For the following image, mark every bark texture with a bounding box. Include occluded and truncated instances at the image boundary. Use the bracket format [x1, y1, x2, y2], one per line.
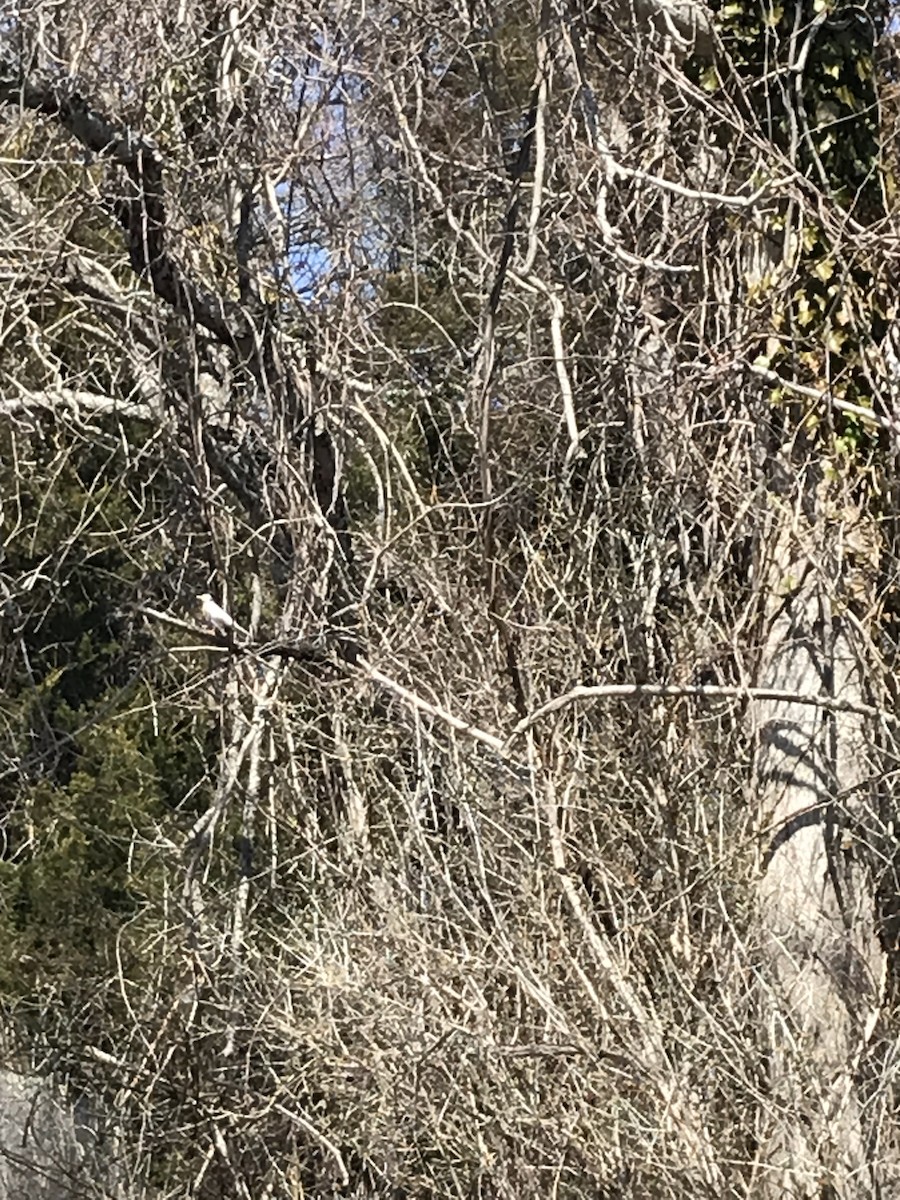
[755, 463, 886, 1195]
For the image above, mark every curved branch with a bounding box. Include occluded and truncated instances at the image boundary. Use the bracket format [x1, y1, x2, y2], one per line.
[504, 682, 894, 752]
[0, 76, 251, 352]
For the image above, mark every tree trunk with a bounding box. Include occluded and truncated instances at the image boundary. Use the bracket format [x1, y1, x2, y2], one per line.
[754, 459, 886, 1195]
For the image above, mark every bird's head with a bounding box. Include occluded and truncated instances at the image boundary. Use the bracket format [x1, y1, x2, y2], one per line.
[198, 592, 213, 604]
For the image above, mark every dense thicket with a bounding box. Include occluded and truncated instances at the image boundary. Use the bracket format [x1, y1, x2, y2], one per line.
[2, 0, 900, 1196]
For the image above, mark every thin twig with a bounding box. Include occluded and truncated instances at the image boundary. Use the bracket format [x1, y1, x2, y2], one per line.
[505, 682, 895, 752]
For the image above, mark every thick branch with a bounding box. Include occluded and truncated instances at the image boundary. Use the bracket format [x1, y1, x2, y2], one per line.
[2, 383, 154, 421]
[0, 77, 250, 352]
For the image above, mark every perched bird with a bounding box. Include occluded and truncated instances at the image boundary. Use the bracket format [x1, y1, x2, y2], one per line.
[198, 592, 250, 640]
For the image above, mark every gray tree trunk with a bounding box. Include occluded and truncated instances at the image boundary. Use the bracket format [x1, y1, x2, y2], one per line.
[0, 1069, 96, 1200]
[753, 464, 886, 1195]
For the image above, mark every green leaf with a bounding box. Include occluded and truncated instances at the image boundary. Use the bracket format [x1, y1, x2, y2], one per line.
[812, 259, 835, 283]
[699, 65, 720, 92]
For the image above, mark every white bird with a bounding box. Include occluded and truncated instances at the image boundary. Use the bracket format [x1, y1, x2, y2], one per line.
[198, 593, 250, 640]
